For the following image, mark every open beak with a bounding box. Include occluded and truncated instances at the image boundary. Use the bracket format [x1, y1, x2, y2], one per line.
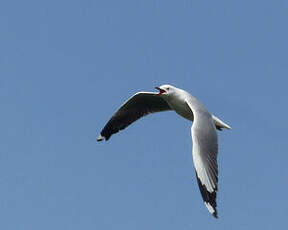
[155, 87, 166, 95]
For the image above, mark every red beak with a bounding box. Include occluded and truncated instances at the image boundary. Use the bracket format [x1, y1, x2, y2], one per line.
[155, 87, 166, 95]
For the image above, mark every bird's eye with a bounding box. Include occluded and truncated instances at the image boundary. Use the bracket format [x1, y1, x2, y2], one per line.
[167, 87, 170, 91]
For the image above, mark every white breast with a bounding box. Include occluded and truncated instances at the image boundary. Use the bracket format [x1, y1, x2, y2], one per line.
[167, 96, 194, 121]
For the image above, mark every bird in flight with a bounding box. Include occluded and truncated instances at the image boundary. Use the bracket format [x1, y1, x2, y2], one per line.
[97, 84, 231, 218]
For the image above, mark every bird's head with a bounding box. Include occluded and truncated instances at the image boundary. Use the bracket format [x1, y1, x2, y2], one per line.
[155, 84, 176, 96]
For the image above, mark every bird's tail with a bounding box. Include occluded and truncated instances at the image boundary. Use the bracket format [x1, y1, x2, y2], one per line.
[212, 115, 232, 130]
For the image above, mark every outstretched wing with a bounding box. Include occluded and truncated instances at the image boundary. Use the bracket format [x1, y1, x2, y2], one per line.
[186, 100, 219, 218]
[97, 92, 172, 141]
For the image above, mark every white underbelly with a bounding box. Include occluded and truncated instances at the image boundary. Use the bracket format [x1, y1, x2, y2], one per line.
[168, 100, 194, 121]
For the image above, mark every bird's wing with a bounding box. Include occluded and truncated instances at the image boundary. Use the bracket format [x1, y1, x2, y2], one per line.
[98, 92, 172, 141]
[185, 99, 219, 218]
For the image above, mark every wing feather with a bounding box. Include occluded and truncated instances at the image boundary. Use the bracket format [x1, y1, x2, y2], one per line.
[98, 92, 171, 141]
[185, 100, 219, 218]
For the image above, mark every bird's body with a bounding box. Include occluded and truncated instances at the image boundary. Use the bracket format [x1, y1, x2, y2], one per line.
[165, 90, 194, 120]
[97, 84, 231, 218]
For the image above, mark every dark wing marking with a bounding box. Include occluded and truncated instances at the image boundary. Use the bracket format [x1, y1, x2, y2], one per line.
[98, 92, 171, 141]
[196, 171, 218, 218]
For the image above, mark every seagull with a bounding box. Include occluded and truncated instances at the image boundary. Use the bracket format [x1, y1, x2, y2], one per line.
[97, 84, 231, 218]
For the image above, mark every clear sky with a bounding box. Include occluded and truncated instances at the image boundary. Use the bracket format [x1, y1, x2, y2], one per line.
[1, 0, 288, 229]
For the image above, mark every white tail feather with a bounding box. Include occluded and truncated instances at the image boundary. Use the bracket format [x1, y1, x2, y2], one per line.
[212, 115, 232, 130]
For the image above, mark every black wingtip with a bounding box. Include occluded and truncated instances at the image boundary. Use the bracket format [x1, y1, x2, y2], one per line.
[195, 171, 218, 219]
[213, 210, 218, 218]
[97, 134, 104, 142]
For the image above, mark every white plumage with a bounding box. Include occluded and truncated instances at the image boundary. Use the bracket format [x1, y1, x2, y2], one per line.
[97, 84, 231, 218]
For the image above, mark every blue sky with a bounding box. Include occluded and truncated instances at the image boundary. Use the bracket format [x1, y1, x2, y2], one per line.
[1, 0, 288, 229]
